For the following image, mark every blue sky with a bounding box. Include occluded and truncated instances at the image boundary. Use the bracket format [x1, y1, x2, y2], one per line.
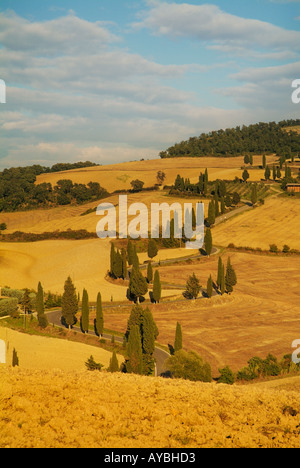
[0, 0, 299, 168]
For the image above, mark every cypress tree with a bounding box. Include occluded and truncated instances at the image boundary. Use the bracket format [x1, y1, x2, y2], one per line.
[147, 261, 153, 283]
[141, 307, 156, 374]
[121, 248, 127, 280]
[225, 258, 237, 294]
[207, 274, 213, 298]
[125, 305, 158, 375]
[220, 264, 225, 295]
[127, 240, 134, 266]
[110, 242, 116, 277]
[148, 239, 158, 259]
[62, 276, 78, 330]
[217, 257, 223, 289]
[95, 292, 104, 337]
[174, 322, 183, 352]
[129, 264, 148, 303]
[251, 185, 257, 205]
[108, 350, 119, 373]
[220, 196, 226, 214]
[81, 288, 89, 333]
[204, 228, 213, 256]
[126, 325, 143, 375]
[114, 249, 123, 279]
[208, 200, 215, 226]
[152, 270, 162, 304]
[265, 165, 271, 180]
[132, 244, 139, 269]
[214, 193, 219, 217]
[262, 154, 266, 169]
[36, 282, 48, 328]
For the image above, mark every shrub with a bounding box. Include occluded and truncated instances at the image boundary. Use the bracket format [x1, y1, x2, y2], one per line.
[85, 355, 104, 372]
[166, 350, 212, 382]
[269, 244, 278, 253]
[0, 297, 18, 317]
[218, 366, 235, 385]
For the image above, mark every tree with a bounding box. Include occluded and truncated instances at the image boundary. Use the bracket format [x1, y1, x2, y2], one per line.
[126, 324, 143, 375]
[110, 242, 116, 277]
[166, 350, 212, 382]
[265, 165, 271, 180]
[225, 258, 237, 294]
[148, 239, 158, 259]
[127, 240, 134, 266]
[36, 282, 48, 329]
[85, 355, 103, 372]
[242, 169, 249, 182]
[206, 275, 213, 298]
[81, 288, 89, 333]
[125, 304, 159, 375]
[147, 261, 153, 283]
[121, 248, 127, 280]
[207, 200, 215, 226]
[217, 257, 223, 289]
[204, 228, 213, 256]
[95, 292, 104, 337]
[262, 154, 266, 169]
[251, 184, 257, 205]
[184, 273, 201, 300]
[220, 264, 225, 295]
[130, 179, 144, 192]
[152, 270, 162, 304]
[128, 264, 148, 303]
[108, 350, 119, 373]
[174, 322, 183, 352]
[218, 366, 235, 385]
[232, 192, 240, 206]
[62, 276, 78, 330]
[156, 171, 166, 186]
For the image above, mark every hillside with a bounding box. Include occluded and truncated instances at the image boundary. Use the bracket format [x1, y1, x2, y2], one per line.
[159, 120, 300, 159]
[1, 366, 300, 448]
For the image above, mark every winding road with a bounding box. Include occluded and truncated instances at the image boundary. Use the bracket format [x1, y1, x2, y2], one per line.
[46, 309, 170, 376]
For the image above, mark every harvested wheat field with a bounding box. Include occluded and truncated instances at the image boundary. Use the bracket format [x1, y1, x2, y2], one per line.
[36, 156, 271, 191]
[0, 191, 210, 235]
[1, 367, 300, 448]
[213, 196, 300, 251]
[0, 238, 186, 301]
[102, 251, 300, 376]
[0, 327, 118, 371]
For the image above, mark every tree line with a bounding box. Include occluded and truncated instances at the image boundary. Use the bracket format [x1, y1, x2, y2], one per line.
[0, 163, 107, 212]
[159, 120, 300, 159]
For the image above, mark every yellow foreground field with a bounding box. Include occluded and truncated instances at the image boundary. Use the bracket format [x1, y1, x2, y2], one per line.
[1, 366, 300, 448]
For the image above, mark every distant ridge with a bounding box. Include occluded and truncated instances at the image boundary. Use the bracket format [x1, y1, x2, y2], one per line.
[159, 119, 300, 159]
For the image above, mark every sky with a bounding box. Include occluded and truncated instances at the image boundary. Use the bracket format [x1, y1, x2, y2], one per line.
[0, 0, 299, 169]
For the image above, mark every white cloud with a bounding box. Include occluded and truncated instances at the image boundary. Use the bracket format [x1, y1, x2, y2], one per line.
[133, 2, 300, 53]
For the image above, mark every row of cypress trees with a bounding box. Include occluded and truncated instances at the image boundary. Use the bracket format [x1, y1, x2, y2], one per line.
[206, 257, 237, 298]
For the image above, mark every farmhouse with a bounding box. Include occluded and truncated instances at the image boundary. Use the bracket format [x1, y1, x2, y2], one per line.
[286, 184, 300, 193]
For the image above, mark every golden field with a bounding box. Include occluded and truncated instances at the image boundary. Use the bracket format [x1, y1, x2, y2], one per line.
[36, 156, 274, 191]
[0, 327, 118, 372]
[1, 366, 300, 448]
[213, 196, 300, 251]
[101, 250, 300, 376]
